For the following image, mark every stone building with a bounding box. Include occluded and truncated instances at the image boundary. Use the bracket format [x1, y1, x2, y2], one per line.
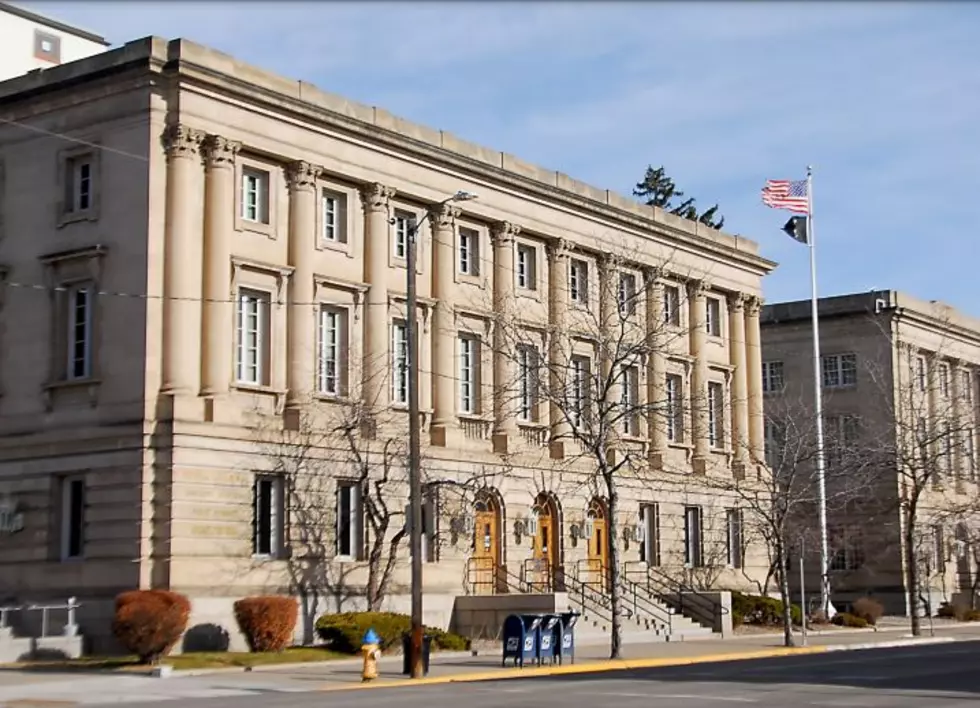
[0, 2, 108, 82]
[0, 36, 775, 650]
[762, 290, 980, 615]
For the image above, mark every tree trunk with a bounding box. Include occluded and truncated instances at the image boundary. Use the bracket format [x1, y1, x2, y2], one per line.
[606, 473, 623, 660]
[776, 541, 795, 648]
[904, 507, 921, 637]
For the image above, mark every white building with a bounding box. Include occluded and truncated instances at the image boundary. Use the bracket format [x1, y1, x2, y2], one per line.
[0, 2, 108, 81]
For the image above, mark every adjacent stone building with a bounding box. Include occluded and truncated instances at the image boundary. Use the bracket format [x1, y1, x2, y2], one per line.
[0, 2, 108, 82]
[0, 36, 776, 650]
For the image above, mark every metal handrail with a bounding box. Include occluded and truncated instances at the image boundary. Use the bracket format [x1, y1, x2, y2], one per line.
[622, 561, 729, 620]
[0, 597, 80, 637]
[560, 570, 613, 627]
[522, 557, 553, 593]
[570, 560, 673, 631]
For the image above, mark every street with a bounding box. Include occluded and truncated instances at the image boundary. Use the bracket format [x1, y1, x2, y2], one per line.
[27, 640, 977, 708]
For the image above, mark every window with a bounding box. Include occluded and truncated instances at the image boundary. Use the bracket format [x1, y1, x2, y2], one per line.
[66, 157, 93, 213]
[60, 476, 85, 561]
[393, 211, 416, 260]
[943, 420, 953, 471]
[34, 29, 61, 63]
[939, 363, 950, 397]
[830, 526, 864, 571]
[821, 353, 857, 388]
[764, 419, 784, 469]
[458, 228, 479, 276]
[391, 320, 409, 405]
[253, 475, 284, 557]
[569, 259, 588, 305]
[666, 373, 684, 443]
[458, 335, 480, 414]
[663, 285, 681, 326]
[336, 481, 363, 559]
[963, 370, 974, 404]
[618, 273, 637, 316]
[241, 168, 270, 223]
[726, 508, 744, 569]
[318, 307, 347, 396]
[684, 506, 703, 567]
[762, 361, 784, 393]
[965, 429, 975, 479]
[235, 289, 271, 386]
[321, 190, 346, 243]
[516, 244, 537, 290]
[66, 285, 93, 380]
[933, 525, 945, 574]
[639, 503, 661, 567]
[916, 417, 928, 466]
[620, 365, 640, 436]
[708, 381, 725, 449]
[421, 486, 438, 563]
[706, 297, 722, 337]
[517, 345, 539, 421]
[570, 355, 591, 428]
[917, 356, 927, 392]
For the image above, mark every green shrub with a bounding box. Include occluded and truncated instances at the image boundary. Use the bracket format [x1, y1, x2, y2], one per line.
[832, 612, 869, 628]
[315, 612, 470, 654]
[851, 597, 884, 626]
[111, 590, 191, 664]
[964, 609, 980, 622]
[234, 596, 298, 652]
[731, 592, 802, 627]
[937, 602, 958, 619]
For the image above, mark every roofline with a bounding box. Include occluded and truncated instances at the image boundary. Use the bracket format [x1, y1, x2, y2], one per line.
[0, 2, 110, 46]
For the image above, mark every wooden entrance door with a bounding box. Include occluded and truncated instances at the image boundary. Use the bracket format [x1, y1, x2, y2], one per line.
[532, 495, 559, 591]
[587, 499, 609, 592]
[472, 493, 500, 594]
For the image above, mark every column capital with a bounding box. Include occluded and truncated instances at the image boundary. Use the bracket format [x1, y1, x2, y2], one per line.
[744, 295, 763, 316]
[729, 292, 747, 312]
[642, 265, 665, 285]
[428, 203, 461, 230]
[686, 278, 710, 298]
[162, 124, 205, 162]
[202, 134, 241, 168]
[286, 160, 320, 191]
[359, 182, 396, 213]
[490, 221, 521, 245]
[546, 237, 572, 262]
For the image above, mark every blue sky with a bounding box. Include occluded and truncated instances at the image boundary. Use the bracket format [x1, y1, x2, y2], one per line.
[21, 1, 980, 311]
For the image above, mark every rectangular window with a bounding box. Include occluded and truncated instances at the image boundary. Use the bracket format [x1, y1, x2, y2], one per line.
[963, 370, 973, 404]
[966, 429, 976, 479]
[666, 373, 684, 443]
[517, 344, 539, 421]
[943, 420, 953, 471]
[516, 244, 537, 290]
[933, 525, 945, 574]
[321, 190, 347, 243]
[458, 335, 480, 414]
[422, 486, 438, 563]
[391, 320, 409, 405]
[917, 356, 927, 392]
[34, 29, 61, 63]
[708, 381, 725, 449]
[336, 481, 362, 559]
[764, 419, 783, 469]
[253, 475, 284, 557]
[67, 284, 93, 380]
[569, 259, 588, 305]
[618, 273, 637, 316]
[706, 297, 722, 337]
[60, 476, 85, 561]
[639, 503, 661, 567]
[318, 307, 346, 396]
[241, 168, 270, 223]
[830, 526, 864, 571]
[393, 211, 416, 260]
[684, 506, 703, 567]
[762, 361, 784, 393]
[663, 285, 681, 326]
[917, 417, 928, 467]
[726, 508, 744, 569]
[939, 363, 950, 397]
[236, 289, 271, 386]
[570, 355, 591, 428]
[621, 365, 640, 436]
[67, 157, 92, 213]
[458, 228, 479, 276]
[821, 353, 857, 388]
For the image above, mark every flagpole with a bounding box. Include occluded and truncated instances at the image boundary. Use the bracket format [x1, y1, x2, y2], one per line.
[806, 165, 834, 618]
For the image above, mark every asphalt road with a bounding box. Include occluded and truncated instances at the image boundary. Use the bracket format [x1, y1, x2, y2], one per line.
[106, 640, 980, 708]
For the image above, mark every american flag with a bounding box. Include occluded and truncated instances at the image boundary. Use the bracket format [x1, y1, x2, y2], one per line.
[761, 179, 809, 214]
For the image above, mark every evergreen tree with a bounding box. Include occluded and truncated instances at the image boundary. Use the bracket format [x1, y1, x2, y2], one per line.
[632, 164, 725, 230]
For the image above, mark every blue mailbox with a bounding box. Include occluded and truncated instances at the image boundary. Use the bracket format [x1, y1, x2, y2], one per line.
[558, 611, 580, 665]
[537, 614, 561, 665]
[502, 614, 542, 667]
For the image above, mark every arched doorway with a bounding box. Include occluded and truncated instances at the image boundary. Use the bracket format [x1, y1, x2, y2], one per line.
[531, 492, 560, 592]
[472, 489, 503, 594]
[587, 498, 610, 592]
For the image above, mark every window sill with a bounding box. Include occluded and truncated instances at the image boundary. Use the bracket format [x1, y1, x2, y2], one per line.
[251, 553, 287, 562]
[320, 238, 354, 258]
[57, 208, 99, 229]
[667, 441, 692, 451]
[45, 377, 101, 391]
[233, 383, 283, 396]
[42, 377, 101, 411]
[823, 384, 858, 391]
[240, 219, 275, 239]
[315, 391, 351, 403]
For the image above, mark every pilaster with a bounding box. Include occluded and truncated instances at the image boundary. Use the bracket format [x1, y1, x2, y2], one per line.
[728, 293, 749, 478]
[547, 238, 572, 459]
[491, 221, 520, 454]
[744, 296, 765, 467]
[644, 267, 667, 468]
[687, 278, 710, 474]
[429, 202, 462, 448]
[599, 253, 621, 457]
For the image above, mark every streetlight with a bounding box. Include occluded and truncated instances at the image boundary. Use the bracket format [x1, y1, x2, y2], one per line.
[405, 189, 478, 679]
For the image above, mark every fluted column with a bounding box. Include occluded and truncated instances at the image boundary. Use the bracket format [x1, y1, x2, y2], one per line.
[284, 161, 321, 409]
[429, 203, 461, 448]
[645, 267, 667, 468]
[745, 296, 765, 466]
[161, 124, 205, 395]
[360, 183, 396, 419]
[729, 293, 749, 474]
[200, 135, 241, 397]
[491, 221, 520, 454]
[687, 279, 710, 473]
[548, 238, 572, 459]
[599, 254, 621, 457]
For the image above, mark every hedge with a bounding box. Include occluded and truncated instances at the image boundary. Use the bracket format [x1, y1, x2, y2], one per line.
[111, 590, 191, 664]
[731, 591, 802, 628]
[234, 596, 299, 652]
[315, 612, 470, 654]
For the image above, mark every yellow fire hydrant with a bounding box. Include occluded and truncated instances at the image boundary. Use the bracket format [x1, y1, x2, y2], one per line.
[361, 629, 382, 682]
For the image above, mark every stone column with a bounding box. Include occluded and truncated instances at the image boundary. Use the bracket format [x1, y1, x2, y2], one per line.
[927, 353, 942, 487]
[200, 135, 241, 398]
[687, 279, 710, 473]
[284, 161, 321, 410]
[491, 221, 520, 454]
[161, 124, 205, 395]
[951, 359, 965, 483]
[360, 183, 396, 421]
[644, 267, 667, 468]
[728, 293, 750, 476]
[429, 202, 461, 448]
[547, 238, 571, 459]
[744, 296, 765, 466]
[599, 254, 621, 456]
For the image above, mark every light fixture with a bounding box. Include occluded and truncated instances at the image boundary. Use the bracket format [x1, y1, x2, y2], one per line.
[450, 190, 478, 202]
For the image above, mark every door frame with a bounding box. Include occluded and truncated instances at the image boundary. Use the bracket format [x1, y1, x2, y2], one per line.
[587, 497, 610, 591]
[472, 488, 504, 594]
[531, 492, 562, 591]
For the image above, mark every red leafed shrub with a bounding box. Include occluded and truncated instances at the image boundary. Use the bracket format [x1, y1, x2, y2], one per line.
[111, 590, 191, 664]
[233, 596, 298, 653]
